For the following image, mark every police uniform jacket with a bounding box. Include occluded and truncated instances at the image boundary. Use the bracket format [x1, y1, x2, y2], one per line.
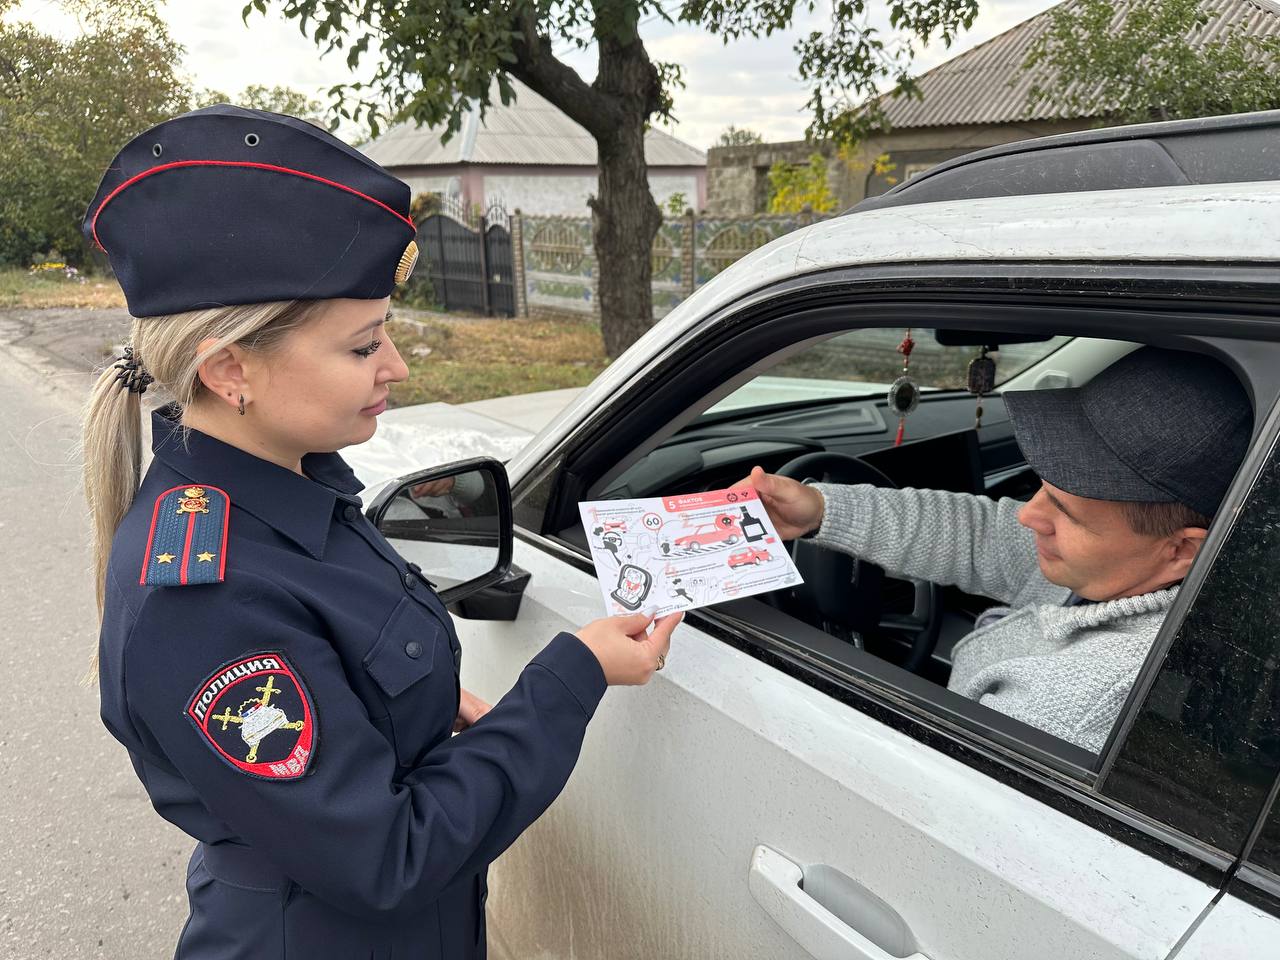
[98, 407, 607, 959]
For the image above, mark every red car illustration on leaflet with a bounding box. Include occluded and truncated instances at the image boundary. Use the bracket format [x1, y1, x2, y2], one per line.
[673, 513, 741, 552]
[727, 547, 770, 568]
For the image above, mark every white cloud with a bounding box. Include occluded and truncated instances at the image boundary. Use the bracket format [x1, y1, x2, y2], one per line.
[8, 0, 1059, 150]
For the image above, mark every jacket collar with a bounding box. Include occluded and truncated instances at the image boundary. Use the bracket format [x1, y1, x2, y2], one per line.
[150, 405, 363, 559]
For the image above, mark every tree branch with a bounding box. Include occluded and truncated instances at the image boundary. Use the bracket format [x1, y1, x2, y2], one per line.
[509, 8, 622, 137]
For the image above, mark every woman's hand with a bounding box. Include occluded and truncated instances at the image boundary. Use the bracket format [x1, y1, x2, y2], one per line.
[411, 477, 457, 499]
[453, 687, 492, 733]
[734, 465, 825, 540]
[576, 611, 682, 686]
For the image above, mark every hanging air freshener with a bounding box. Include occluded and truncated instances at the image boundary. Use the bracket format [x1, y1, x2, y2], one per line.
[968, 345, 997, 429]
[887, 328, 920, 446]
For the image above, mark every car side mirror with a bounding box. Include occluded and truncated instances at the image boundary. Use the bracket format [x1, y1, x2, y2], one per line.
[365, 457, 513, 607]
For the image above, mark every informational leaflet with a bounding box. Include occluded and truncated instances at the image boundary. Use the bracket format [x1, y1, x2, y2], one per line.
[577, 486, 804, 616]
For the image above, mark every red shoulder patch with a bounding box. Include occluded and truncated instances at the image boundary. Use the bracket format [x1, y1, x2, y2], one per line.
[186, 652, 317, 780]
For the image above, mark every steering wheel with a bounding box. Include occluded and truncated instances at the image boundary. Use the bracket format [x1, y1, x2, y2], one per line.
[768, 452, 943, 673]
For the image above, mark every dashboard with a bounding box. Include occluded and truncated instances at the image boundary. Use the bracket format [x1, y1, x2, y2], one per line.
[598, 391, 1034, 502]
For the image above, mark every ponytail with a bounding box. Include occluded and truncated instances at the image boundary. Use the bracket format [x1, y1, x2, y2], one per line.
[83, 326, 146, 620]
[81, 299, 326, 678]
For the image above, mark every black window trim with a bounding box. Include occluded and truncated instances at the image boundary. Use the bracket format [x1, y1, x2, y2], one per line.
[510, 261, 1280, 882]
[1231, 865, 1280, 919]
[1097, 394, 1280, 772]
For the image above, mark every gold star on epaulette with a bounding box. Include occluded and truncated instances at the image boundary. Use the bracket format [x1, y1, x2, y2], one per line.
[196, 552, 215, 563]
[156, 553, 176, 564]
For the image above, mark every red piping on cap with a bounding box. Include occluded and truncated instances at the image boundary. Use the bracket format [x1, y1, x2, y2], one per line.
[91, 160, 416, 252]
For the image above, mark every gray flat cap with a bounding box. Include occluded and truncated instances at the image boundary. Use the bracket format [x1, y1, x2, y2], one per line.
[1003, 347, 1252, 519]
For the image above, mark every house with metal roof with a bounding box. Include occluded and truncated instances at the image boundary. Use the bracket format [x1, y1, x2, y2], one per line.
[706, 0, 1280, 213]
[361, 79, 707, 217]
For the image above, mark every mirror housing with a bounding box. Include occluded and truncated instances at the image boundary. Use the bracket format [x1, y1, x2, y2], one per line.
[365, 457, 514, 608]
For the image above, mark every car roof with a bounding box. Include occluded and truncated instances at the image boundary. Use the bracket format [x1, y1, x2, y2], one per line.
[853, 109, 1280, 213]
[652, 181, 1280, 353]
[508, 180, 1280, 484]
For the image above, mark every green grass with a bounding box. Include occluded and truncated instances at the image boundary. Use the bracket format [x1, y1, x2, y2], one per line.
[0, 266, 126, 309]
[387, 313, 610, 406]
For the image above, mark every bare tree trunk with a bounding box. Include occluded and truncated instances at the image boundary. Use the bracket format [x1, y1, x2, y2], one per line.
[512, 8, 663, 357]
[590, 30, 662, 357]
[591, 119, 661, 356]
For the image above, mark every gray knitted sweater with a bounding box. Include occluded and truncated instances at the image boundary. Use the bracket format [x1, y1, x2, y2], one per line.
[809, 484, 1176, 753]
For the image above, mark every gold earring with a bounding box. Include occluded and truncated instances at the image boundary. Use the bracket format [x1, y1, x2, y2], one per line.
[238, 394, 246, 416]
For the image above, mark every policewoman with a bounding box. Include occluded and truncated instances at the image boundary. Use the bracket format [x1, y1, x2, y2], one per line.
[83, 104, 680, 959]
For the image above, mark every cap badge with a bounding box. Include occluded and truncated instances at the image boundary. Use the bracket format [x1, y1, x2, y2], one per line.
[394, 239, 419, 284]
[176, 486, 211, 515]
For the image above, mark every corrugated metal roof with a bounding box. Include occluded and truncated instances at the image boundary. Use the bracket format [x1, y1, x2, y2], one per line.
[876, 0, 1280, 129]
[361, 78, 706, 168]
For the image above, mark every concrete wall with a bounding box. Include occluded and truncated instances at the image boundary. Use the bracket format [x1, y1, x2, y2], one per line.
[390, 163, 706, 217]
[705, 141, 820, 216]
[706, 119, 1095, 215]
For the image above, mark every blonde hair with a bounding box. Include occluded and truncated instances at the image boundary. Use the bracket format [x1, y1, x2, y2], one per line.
[82, 299, 326, 648]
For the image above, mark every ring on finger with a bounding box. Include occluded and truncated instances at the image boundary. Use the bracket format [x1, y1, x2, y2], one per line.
[656, 653, 666, 671]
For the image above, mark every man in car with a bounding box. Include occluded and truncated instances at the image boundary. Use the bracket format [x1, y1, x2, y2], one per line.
[742, 347, 1252, 753]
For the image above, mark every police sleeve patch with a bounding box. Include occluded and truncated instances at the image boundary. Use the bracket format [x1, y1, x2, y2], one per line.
[140, 484, 230, 587]
[186, 652, 317, 780]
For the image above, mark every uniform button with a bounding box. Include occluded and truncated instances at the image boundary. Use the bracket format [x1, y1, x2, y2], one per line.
[403, 572, 417, 589]
[343, 505, 359, 523]
[404, 641, 423, 659]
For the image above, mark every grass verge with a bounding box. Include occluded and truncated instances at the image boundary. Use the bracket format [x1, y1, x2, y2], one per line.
[0, 267, 127, 309]
[388, 312, 610, 406]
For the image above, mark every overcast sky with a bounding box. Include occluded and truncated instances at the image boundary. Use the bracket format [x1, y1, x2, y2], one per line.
[13, 0, 1058, 149]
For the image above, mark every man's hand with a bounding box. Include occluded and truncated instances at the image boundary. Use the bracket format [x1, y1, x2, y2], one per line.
[453, 687, 492, 733]
[733, 465, 825, 541]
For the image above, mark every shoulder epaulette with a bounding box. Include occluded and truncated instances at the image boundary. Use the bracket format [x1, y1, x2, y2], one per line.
[139, 485, 230, 587]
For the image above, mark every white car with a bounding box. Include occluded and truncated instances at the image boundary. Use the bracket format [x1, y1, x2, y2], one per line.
[362, 111, 1280, 960]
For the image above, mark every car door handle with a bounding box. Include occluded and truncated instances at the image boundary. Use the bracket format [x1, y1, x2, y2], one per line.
[748, 845, 929, 960]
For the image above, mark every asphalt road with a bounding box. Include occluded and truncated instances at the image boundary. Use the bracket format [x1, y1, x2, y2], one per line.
[0, 314, 191, 959]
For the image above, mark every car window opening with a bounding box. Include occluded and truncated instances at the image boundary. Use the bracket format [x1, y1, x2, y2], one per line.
[580, 328, 1257, 769]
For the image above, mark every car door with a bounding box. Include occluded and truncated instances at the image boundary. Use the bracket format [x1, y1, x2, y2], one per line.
[452, 275, 1280, 960]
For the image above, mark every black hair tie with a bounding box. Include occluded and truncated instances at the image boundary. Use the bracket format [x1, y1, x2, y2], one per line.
[113, 346, 155, 395]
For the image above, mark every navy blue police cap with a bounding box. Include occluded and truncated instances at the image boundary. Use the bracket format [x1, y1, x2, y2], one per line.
[82, 104, 419, 318]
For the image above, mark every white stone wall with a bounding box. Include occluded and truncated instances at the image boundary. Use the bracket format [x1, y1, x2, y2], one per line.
[649, 175, 702, 213]
[399, 174, 459, 200]
[483, 173, 701, 216]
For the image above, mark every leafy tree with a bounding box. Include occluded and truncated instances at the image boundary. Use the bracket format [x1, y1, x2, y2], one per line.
[0, 1, 190, 266]
[245, 0, 979, 356]
[197, 83, 327, 123]
[716, 124, 763, 147]
[767, 153, 837, 214]
[1025, 0, 1280, 124]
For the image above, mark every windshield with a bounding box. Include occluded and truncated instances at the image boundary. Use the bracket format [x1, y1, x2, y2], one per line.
[703, 329, 1071, 416]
